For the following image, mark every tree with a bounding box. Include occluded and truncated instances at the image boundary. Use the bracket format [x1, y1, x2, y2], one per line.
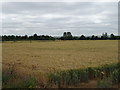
[102, 32, 108, 40]
[94, 36, 99, 40]
[79, 35, 86, 40]
[63, 32, 67, 37]
[33, 34, 38, 40]
[66, 32, 73, 40]
[91, 35, 95, 40]
[86, 37, 90, 40]
[73, 36, 79, 40]
[110, 34, 115, 40]
[67, 32, 72, 37]
[21, 35, 28, 40]
[62, 32, 73, 40]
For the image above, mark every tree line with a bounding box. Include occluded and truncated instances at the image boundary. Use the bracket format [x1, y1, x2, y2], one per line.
[60, 32, 120, 40]
[1, 32, 120, 41]
[1, 34, 55, 41]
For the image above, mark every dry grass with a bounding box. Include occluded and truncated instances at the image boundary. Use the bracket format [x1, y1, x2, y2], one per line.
[2, 40, 118, 74]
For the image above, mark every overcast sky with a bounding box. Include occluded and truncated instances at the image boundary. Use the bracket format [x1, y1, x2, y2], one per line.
[1, 2, 118, 36]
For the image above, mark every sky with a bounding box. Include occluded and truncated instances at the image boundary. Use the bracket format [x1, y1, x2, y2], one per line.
[1, 2, 118, 36]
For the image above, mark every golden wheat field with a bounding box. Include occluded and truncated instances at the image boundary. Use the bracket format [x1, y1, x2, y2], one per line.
[2, 40, 118, 74]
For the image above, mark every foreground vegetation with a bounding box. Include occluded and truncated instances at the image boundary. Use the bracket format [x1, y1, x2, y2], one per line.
[47, 63, 120, 88]
[2, 40, 119, 88]
[2, 63, 120, 88]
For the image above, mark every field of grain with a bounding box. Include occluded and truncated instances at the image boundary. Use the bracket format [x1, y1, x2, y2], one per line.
[2, 40, 118, 74]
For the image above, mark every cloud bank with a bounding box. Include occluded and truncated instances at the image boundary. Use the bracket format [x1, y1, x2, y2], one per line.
[2, 2, 118, 36]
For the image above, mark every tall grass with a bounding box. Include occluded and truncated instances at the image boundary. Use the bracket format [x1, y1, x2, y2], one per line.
[2, 63, 38, 88]
[2, 63, 120, 88]
[48, 63, 120, 87]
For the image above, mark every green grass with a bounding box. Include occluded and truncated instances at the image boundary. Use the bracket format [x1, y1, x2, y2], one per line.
[2, 63, 120, 88]
[47, 63, 120, 87]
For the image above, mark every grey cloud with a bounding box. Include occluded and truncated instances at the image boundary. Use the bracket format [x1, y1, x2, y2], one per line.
[1, 2, 118, 36]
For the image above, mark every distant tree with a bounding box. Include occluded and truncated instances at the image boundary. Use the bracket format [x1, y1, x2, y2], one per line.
[24, 35, 28, 40]
[0, 36, 2, 42]
[67, 32, 73, 40]
[7, 35, 15, 41]
[79, 35, 86, 40]
[33, 34, 38, 40]
[102, 32, 108, 40]
[100, 36, 104, 40]
[61, 32, 66, 40]
[62, 32, 73, 40]
[29, 36, 34, 40]
[110, 34, 115, 40]
[2, 32, 120, 41]
[86, 37, 90, 40]
[104, 32, 108, 37]
[94, 36, 99, 40]
[67, 32, 72, 37]
[21, 35, 28, 40]
[16, 35, 21, 41]
[91, 35, 95, 40]
[63, 32, 67, 37]
[73, 36, 79, 40]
